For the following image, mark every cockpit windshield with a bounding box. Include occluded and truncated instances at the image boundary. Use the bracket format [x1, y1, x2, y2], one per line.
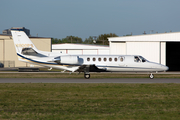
[134, 56, 148, 62]
[139, 56, 148, 62]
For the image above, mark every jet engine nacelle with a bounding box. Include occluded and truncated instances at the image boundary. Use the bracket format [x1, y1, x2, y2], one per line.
[53, 55, 79, 65]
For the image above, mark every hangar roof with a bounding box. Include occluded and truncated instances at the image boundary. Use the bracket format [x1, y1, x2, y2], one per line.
[52, 43, 109, 50]
[108, 32, 180, 42]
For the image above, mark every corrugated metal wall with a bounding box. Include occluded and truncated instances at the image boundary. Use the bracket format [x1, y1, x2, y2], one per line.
[52, 49, 109, 55]
[110, 42, 126, 55]
[126, 42, 160, 63]
[0, 35, 51, 67]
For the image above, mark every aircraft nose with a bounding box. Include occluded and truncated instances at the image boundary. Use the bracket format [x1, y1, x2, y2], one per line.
[161, 65, 169, 71]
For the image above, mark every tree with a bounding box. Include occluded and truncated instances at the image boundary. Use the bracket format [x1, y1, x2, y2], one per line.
[52, 36, 83, 44]
[96, 33, 118, 45]
[52, 33, 118, 45]
[65, 36, 83, 43]
[83, 36, 94, 44]
[51, 38, 61, 44]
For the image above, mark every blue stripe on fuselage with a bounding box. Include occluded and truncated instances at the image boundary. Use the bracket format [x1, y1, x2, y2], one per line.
[17, 53, 57, 65]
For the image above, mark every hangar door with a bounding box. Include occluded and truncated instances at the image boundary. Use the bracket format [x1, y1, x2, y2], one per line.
[166, 42, 180, 71]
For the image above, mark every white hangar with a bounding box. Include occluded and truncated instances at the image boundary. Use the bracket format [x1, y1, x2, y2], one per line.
[108, 32, 180, 71]
[52, 43, 109, 55]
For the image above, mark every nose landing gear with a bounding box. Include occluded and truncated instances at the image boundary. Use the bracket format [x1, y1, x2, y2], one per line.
[149, 73, 154, 79]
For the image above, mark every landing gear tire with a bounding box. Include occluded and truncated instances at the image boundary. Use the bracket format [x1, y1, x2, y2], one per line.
[84, 74, 90, 79]
[149, 73, 154, 79]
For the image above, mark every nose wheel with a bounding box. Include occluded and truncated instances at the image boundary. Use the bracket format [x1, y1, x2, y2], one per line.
[149, 73, 154, 79]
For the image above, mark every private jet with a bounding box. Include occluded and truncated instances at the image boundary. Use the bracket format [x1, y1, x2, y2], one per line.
[11, 29, 168, 79]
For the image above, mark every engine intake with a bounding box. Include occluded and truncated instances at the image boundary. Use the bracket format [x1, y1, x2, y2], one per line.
[53, 55, 79, 65]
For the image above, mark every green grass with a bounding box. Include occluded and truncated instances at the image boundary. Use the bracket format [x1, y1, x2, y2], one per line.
[0, 83, 180, 119]
[1, 72, 180, 78]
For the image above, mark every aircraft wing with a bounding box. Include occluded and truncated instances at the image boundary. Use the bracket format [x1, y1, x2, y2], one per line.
[76, 64, 107, 73]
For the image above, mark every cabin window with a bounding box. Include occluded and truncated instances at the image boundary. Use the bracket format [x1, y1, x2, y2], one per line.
[87, 57, 90, 61]
[114, 58, 117, 61]
[104, 58, 107, 62]
[134, 56, 140, 62]
[120, 57, 124, 62]
[93, 58, 96, 61]
[109, 58, 112, 62]
[98, 58, 101, 61]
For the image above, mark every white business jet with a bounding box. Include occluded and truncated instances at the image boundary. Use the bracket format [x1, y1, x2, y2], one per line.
[11, 29, 168, 79]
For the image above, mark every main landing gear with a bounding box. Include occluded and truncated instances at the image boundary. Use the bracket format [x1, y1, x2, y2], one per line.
[84, 65, 90, 79]
[149, 73, 154, 79]
[84, 74, 90, 79]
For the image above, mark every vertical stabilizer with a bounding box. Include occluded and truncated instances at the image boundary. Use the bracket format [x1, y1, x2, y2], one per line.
[11, 29, 39, 55]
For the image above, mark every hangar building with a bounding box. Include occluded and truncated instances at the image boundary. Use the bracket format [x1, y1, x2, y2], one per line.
[52, 43, 109, 55]
[0, 34, 51, 67]
[108, 32, 180, 71]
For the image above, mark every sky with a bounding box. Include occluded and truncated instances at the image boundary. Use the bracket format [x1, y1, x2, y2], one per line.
[1, 0, 180, 40]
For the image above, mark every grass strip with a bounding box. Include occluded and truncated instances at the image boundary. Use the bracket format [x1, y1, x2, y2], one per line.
[0, 83, 179, 119]
[0, 73, 180, 78]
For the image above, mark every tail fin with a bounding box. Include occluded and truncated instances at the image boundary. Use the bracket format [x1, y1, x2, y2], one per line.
[11, 29, 39, 54]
